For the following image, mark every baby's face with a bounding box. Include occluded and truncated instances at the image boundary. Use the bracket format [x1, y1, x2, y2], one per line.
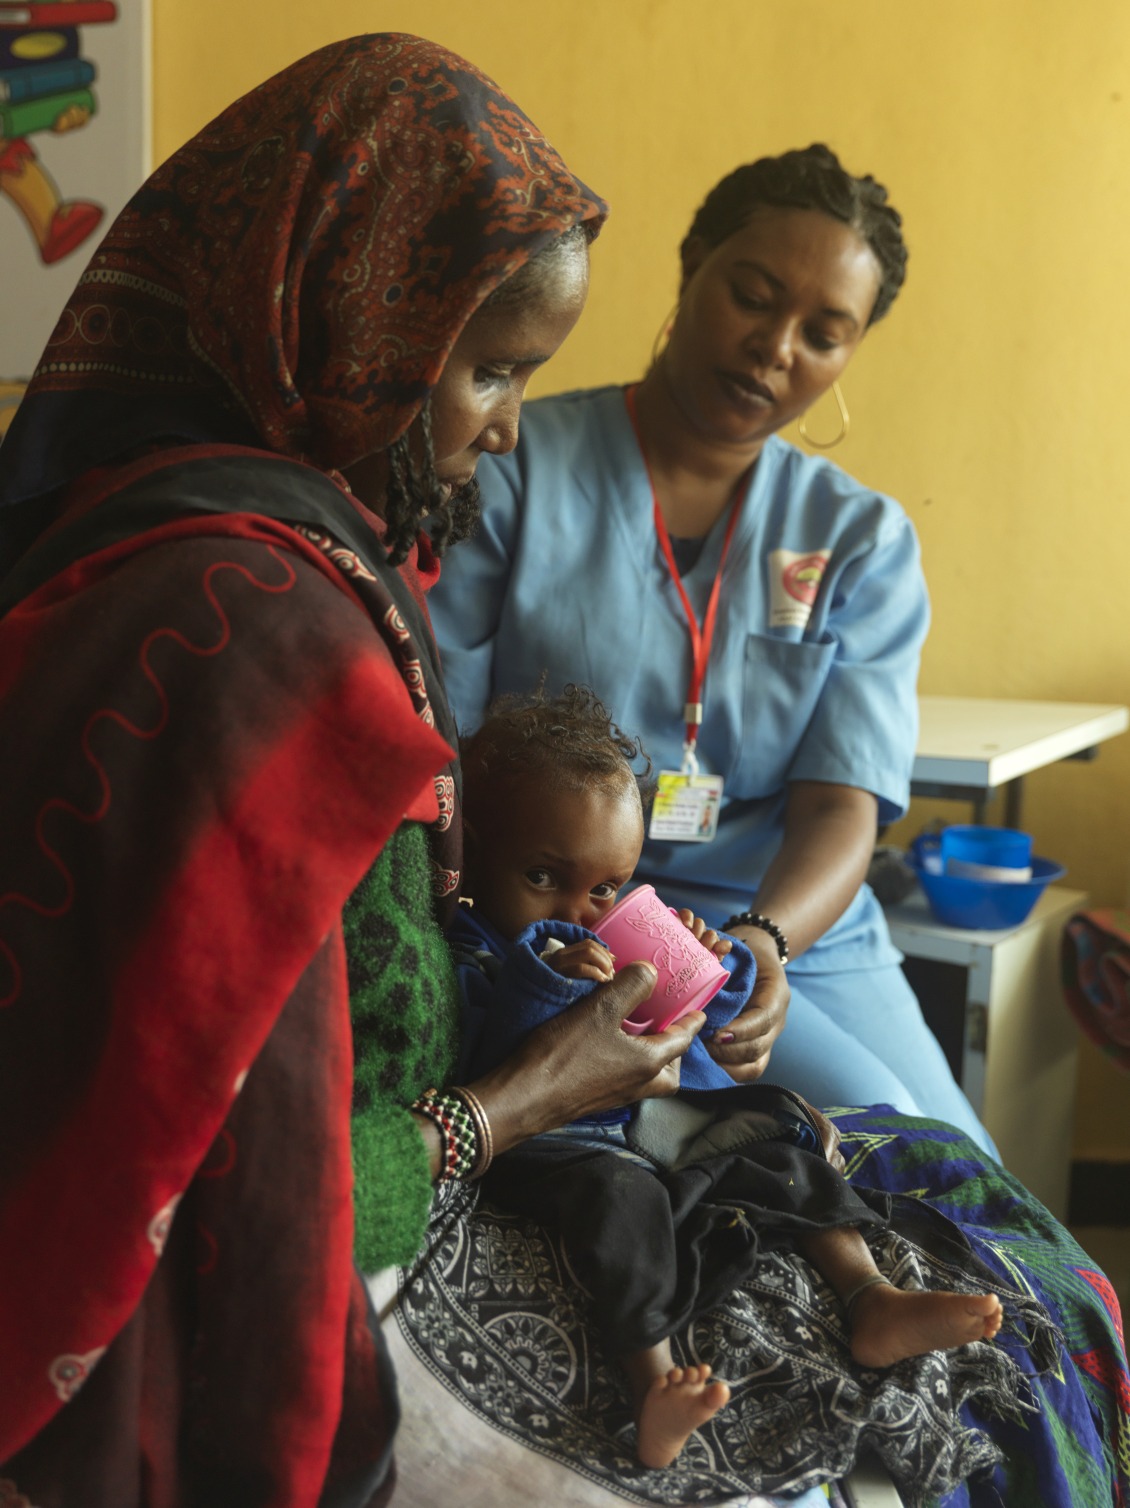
[468, 776, 644, 939]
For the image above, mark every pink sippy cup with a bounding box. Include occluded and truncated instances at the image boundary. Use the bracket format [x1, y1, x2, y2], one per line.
[593, 884, 728, 1035]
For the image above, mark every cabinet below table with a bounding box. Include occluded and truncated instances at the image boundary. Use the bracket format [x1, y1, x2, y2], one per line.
[885, 885, 1087, 1219]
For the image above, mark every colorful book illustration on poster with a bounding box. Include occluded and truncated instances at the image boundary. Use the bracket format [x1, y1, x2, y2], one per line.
[0, 83, 94, 135]
[0, 0, 118, 265]
[0, 3, 116, 26]
[0, 26, 80, 67]
[0, 54, 94, 100]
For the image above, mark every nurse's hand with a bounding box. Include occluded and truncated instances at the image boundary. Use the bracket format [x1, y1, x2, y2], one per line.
[703, 925, 789, 1081]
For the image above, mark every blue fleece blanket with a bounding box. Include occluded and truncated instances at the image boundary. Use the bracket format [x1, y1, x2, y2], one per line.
[448, 905, 756, 1090]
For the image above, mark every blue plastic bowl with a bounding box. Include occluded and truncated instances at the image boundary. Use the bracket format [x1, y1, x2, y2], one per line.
[939, 823, 1032, 875]
[909, 834, 1065, 929]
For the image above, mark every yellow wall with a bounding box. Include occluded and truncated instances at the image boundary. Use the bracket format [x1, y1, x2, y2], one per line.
[152, 0, 1130, 1156]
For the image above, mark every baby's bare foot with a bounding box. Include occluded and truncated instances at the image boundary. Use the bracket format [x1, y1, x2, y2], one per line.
[850, 1284, 1003, 1369]
[636, 1364, 731, 1469]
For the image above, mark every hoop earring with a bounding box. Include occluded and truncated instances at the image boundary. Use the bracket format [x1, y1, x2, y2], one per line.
[649, 302, 679, 369]
[798, 381, 850, 450]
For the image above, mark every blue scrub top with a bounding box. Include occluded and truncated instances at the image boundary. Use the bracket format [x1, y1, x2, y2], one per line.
[430, 386, 930, 975]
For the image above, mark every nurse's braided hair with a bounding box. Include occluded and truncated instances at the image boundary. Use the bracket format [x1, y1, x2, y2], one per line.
[682, 144, 907, 325]
[460, 683, 653, 822]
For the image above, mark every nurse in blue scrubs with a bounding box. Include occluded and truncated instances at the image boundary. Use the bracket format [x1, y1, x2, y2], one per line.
[430, 144, 993, 1153]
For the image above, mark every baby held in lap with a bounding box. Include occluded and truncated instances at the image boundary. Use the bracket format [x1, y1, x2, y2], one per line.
[451, 686, 1002, 1469]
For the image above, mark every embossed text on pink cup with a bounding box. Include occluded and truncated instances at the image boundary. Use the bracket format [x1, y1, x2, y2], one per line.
[593, 884, 728, 1035]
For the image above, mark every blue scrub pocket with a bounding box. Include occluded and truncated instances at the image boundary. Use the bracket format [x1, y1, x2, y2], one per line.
[729, 631, 836, 795]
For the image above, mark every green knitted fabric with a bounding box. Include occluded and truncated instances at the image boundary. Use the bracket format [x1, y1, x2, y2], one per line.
[342, 821, 459, 1272]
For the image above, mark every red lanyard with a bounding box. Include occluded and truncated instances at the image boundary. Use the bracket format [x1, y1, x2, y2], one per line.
[625, 385, 749, 758]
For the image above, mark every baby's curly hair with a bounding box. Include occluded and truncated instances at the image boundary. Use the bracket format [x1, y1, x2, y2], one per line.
[460, 683, 652, 825]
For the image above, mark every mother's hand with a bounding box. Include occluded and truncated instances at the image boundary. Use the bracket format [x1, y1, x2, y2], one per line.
[469, 963, 705, 1155]
[703, 925, 790, 1082]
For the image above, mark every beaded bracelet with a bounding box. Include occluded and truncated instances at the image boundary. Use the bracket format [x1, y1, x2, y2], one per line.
[452, 1085, 494, 1180]
[722, 910, 790, 964]
[410, 1087, 479, 1182]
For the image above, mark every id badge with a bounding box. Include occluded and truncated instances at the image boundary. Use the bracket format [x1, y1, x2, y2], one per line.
[648, 770, 724, 843]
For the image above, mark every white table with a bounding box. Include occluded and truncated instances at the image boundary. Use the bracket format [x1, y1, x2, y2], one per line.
[910, 697, 1128, 825]
[892, 698, 1127, 1216]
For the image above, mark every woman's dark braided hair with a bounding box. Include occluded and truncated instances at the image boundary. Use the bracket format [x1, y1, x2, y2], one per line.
[682, 144, 907, 325]
[382, 223, 595, 566]
[381, 401, 480, 567]
[460, 682, 653, 827]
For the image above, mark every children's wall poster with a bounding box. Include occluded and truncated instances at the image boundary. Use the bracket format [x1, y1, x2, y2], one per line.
[1, 0, 150, 437]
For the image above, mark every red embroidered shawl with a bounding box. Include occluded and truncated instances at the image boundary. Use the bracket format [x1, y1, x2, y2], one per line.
[0, 31, 605, 1505]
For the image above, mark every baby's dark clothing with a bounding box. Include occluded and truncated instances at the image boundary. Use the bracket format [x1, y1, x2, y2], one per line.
[486, 1111, 887, 1353]
[448, 906, 888, 1353]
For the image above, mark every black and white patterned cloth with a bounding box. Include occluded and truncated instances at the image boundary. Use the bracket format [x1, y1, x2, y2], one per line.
[374, 1182, 1031, 1508]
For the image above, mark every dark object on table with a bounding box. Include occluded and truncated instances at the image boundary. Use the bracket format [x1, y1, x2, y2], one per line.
[868, 844, 919, 906]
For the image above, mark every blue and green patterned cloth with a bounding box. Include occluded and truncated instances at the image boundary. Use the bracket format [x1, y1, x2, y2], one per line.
[834, 1106, 1129, 1508]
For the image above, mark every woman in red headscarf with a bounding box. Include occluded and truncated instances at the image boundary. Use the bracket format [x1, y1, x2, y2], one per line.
[0, 35, 703, 1506]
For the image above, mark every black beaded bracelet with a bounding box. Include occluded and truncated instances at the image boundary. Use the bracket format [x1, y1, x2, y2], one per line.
[411, 1087, 479, 1182]
[722, 910, 789, 964]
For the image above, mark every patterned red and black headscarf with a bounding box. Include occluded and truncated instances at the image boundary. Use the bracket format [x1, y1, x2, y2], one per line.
[0, 32, 606, 512]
